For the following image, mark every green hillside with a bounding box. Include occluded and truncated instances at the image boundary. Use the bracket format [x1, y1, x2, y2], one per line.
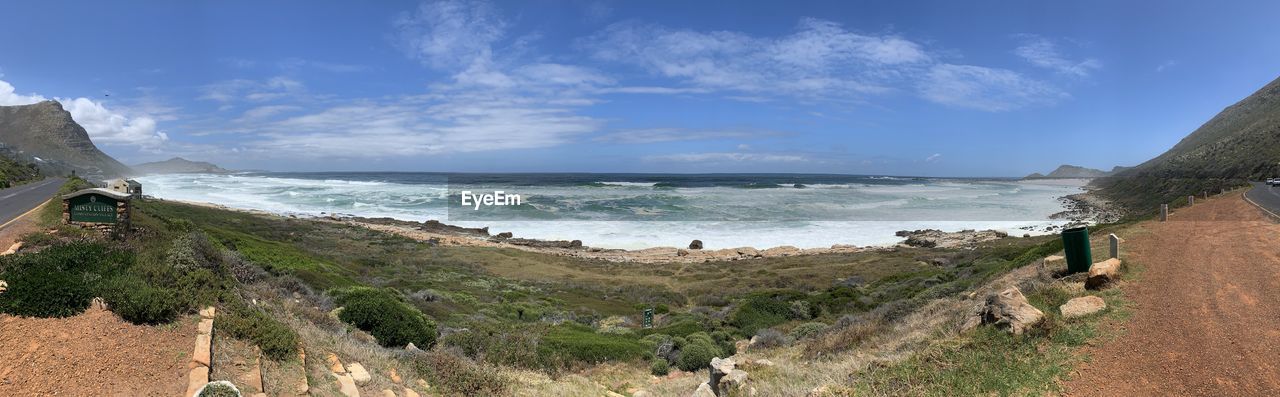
[0, 154, 41, 188]
[1095, 75, 1280, 215]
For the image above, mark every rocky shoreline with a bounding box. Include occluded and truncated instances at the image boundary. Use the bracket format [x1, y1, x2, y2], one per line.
[170, 198, 1079, 264]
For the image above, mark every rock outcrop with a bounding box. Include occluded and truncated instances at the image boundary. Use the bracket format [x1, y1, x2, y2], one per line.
[0, 100, 132, 180]
[1060, 296, 1107, 318]
[897, 229, 1008, 249]
[132, 157, 230, 175]
[978, 287, 1044, 335]
[1086, 258, 1122, 290]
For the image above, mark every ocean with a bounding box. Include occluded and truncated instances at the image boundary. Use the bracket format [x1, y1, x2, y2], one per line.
[133, 172, 1087, 250]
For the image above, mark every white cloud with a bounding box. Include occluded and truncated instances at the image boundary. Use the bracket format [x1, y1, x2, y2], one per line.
[1156, 60, 1177, 72]
[240, 92, 601, 158]
[201, 77, 306, 103]
[235, 105, 302, 122]
[394, 0, 508, 78]
[0, 79, 47, 105]
[0, 79, 167, 148]
[593, 128, 779, 144]
[644, 152, 807, 163]
[925, 153, 942, 162]
[1014, 35, 1101, 77]
[57, 97, 168, 147]
[919, 64, 1064, 111]
[582, 18, 927, 99]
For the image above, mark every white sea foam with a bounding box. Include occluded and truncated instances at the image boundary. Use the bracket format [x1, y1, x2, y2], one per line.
[134, 174, 1085, 250]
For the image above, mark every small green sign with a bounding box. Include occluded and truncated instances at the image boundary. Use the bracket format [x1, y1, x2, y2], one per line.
[643, 308, 654, 329]
[68, 193, 119, 223]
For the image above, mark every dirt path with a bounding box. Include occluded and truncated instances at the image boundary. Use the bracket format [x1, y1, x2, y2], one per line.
[0, 307, 193, 396]
[1064, 191, 1280, 396]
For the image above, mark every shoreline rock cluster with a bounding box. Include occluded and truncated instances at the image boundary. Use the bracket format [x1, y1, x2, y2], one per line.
[895, 229, 1008, 249]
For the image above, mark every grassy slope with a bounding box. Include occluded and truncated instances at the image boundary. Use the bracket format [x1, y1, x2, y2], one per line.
[1096, 75, 1280, 216]
[0, 154, 41, 188]
[8, 181, 1143, 395]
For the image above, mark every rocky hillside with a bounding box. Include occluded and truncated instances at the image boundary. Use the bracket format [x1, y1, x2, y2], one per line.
[0, 154, 40, 188]
[1025, 164, 1112, 179]
[0, 100, 131, 180]
[1094, 75, 1280, 215]
[133, 157, 229, 175]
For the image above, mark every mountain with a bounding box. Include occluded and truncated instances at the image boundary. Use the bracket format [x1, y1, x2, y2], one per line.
[133, 157, 230, 175]
[1095, 75, 1280, 215]
[0, 100, 131, 180]
[1026, 164, 1112, 179]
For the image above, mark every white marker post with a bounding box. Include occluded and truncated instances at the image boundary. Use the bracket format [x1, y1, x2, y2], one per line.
[1160, 204, 1168, 221]
[1188, 195, 1195, 206]
[1109, 233, 1120, 259]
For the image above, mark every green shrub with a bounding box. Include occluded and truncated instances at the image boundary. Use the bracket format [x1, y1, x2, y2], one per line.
[789, 322, 829, 341]
[650, 358, 670, 376]
[640, 319, 705, 337]
[412, 350, 510, 396]
[332, 287, 437, 349]
[442, 324, 559, 372]
[729, 295, 795, 336]
[541, 323, 653, 365]
[675, 332, 723, 371]
[198, 382, 239, 397]
[220, 299, 299, 360]
[709, 330, 738, 356]
[101, 276, 182, 325]
[752, 328, 788, 349]
[0, 242, 130, 318]
[0, 266, 94, 317]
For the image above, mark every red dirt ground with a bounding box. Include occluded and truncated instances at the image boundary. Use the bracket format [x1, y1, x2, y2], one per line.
[0, 307, 193, 396]
[1064, 191, 1280, 396]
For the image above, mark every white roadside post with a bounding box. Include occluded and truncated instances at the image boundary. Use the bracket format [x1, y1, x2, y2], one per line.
[1188, 195, 1195, 206]
[1160, 204, 1168, 221]
[1109, 234, 1120, 259]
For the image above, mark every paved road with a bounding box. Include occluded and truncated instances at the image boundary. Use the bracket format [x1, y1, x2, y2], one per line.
[1245, 182, 1280, 217]
[0, 178, 65, 230]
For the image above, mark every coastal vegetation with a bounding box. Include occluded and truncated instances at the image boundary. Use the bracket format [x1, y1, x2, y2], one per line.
[0, 154, 40, 188]
[0, 177, 1136, 395]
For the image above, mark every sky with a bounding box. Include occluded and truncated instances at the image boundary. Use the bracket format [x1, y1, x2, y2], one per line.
[1, 1, 1279, 177]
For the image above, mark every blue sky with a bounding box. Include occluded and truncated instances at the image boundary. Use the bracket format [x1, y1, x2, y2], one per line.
[1, 1, 1279, 176]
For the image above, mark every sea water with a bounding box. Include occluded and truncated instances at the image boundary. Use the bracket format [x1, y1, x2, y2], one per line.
[134, 172, 1086, 250]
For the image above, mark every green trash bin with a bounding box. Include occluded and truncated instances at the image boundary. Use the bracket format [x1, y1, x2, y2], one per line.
[1061, 226, 1092, 273]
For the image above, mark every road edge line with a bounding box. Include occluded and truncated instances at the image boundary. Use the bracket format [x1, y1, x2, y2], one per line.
[1242, 188, 1280, 221]
[0, 197, 53, 231]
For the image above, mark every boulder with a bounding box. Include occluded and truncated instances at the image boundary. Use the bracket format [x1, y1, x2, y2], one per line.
[327, 353, 346, 374]
[197, 318, 214, 335]
[677, 249, 690, 257]
[980, 287, 1044, 335]
[333, 373, 360, 397]
[404, 387, 420, 397]
[347, 362, 372, 385]
[1060, 296, 1107, 318]
[405, 342, 422, 352]
[381, 390, 396, 397]
[496, 232, 513, 239]
[717, 369, 750, 395]
[734, 339, 749, 353]
[185, 366, 211, 397]
[389, 367, 402, 384]
[190, 333, 212, 369]
[709, 357, 735, 393]
[1086, 258, 1122, 290]
[691, 382, 716, 397]
[199, 306, 216, 318]
[752, 359, 774, 367]
[689, 240, 704, 250]
[0, 280, 7, 294]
